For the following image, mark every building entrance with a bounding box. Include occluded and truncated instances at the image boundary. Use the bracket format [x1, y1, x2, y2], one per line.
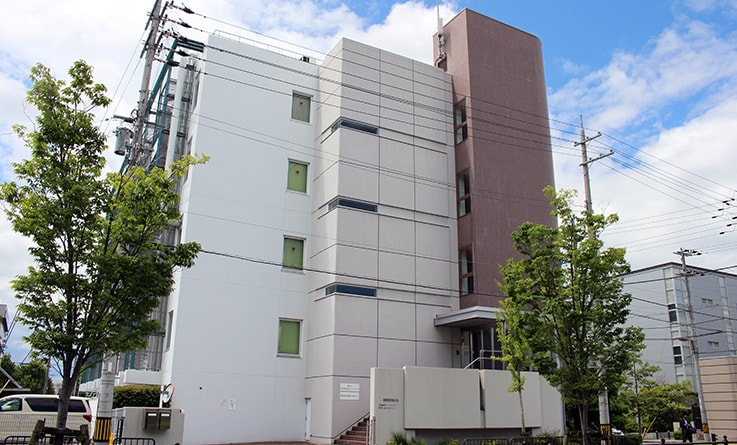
[462, 325, 504, 370]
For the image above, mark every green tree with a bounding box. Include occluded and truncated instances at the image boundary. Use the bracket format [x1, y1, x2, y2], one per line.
[498, 294, 540, 437]
[16, 359, 54, 394]
[611, 361, 696, 433]
[635, 381, 696, 433]
[0, 354, 54, 394]
[609, 360, 659, 433]
[0, 61, 204, 443]
[499, 187, 644, 445]
[0, 354, 19, 390]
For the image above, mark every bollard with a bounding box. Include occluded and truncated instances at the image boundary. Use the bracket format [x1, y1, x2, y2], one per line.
[661, 438, 666, 445]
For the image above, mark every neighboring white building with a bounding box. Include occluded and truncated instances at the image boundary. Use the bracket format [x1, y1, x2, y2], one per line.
[82, 8, 564, 445]
[623, 263, 737, 386]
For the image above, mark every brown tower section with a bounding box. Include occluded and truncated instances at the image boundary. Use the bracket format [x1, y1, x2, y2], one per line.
[436, 9, 556, 309]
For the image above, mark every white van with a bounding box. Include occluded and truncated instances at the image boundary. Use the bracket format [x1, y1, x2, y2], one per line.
[0, 394, 92, 439]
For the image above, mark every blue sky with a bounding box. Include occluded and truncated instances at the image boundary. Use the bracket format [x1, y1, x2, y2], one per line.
[1, 0, 736, 362]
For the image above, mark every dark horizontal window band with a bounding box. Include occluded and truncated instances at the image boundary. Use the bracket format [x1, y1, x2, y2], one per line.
[328, 197, 378, 213]
[325, 284, 377, 297]
[328, 117, 379, 135]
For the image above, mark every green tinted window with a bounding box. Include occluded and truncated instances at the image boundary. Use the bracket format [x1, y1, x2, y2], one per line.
[283, 238, 304, 270]
[287, 161, 308, 192]
[291, 93, 311, 123]
[278, 320, 300, 355]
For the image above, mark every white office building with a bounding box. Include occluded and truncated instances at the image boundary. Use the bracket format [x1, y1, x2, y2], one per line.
[82, 9, 565, 444]
[623, 263, 737, 386]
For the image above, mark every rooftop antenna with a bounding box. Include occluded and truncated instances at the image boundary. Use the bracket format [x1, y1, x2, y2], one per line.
[436, 1, 446, 62]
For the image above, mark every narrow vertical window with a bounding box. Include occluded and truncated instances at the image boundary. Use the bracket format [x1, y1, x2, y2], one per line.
[283, 237, 305, 270]
[278, 319, 301, 355]
[165, 311, 174, 350]
[454, 99, 468, 144]
[287, 161, 308, 193]
[668, 303, 678, 323]
[459, 246, 474, 295]
[292, 93, 311, 123]
[457, 170, 471, 217]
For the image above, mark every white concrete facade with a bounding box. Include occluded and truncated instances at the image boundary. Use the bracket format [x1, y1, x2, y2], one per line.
[307, 39, 459, 443]
[371, 367, 565, 445]
[158, 35, 460, 445]
[161, 35, 318, 445]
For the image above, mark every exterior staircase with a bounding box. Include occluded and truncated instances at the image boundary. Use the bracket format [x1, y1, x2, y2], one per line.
[334, 416, 369, 445]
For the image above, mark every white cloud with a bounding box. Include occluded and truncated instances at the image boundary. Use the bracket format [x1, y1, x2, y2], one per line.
[553, 93, 737, 269]
[549, 15, 737, 271]
[551, 20, 737, 131]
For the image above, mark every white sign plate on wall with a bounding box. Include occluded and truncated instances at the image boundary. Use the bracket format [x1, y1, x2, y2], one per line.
[339, 383, 360, 400]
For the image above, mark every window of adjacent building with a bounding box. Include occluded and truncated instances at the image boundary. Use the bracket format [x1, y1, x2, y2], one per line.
[287, 160, 308, 193]
[457, 171, 471, 217]
[668, 303, 677, 323]
[454, 99, 468, 145]
[459, 246, 474, 295]
[291, 93, 311, 123]
[701, 297, 714, 307]
[283, 237, 305, 270]
[672, 345, 682, 365]
[708, 340, 720, 348]
[278, 319, 301, 355]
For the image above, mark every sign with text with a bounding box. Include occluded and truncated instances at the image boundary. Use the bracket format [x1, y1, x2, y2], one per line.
[340, 383, 360, 400]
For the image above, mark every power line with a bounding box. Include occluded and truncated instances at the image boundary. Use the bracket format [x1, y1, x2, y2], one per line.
[125, 1, 732, 280]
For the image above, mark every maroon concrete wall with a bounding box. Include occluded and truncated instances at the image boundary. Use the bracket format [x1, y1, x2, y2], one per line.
[438, 9, 556, 308]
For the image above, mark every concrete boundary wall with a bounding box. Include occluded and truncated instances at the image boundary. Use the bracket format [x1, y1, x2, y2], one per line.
[370, 367, 563, 445]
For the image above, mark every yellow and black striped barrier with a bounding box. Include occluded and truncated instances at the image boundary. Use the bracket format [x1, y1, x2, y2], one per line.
[93, 417, 112, 442]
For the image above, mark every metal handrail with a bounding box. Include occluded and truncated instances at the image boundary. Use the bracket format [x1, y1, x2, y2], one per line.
[464, 351, 502, 369]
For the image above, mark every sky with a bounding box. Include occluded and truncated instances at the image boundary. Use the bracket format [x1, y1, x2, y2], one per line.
[0, 0, 736, 362]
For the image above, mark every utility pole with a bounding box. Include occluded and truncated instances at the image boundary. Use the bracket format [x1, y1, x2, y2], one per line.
[130, 0, 165, 170]
[574, 116, 613, 445]
[675, 248, 709, 435]
[574, 115, 608, 213]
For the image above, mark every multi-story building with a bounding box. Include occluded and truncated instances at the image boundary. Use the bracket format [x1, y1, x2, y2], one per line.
[82, 8, 561, 444]
[432, 8, 556, 369]
[623, 263, 737, 438]
[623, 263, 737, 384]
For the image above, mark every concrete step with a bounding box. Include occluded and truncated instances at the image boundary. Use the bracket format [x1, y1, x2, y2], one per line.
[335, 440, 367, 445]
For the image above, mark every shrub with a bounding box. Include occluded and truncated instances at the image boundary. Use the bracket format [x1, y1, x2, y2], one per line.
[618, 434, 643, 445]
[388, 431, 409, 445]
[113, 385, 162, 408]
[532, 429, 563, 445]
[387, 432, 425, 445]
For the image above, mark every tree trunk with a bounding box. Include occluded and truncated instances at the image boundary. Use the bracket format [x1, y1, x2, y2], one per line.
[517, 388, 527, 438]
[579, 404, 589, 445]
[53, 375, 74, 445]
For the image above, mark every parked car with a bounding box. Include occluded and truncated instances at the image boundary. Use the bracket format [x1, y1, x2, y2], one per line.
[0, 394, 92, 439]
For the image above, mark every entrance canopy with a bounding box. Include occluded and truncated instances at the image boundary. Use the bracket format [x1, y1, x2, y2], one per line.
[433, 306, 500, 328]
